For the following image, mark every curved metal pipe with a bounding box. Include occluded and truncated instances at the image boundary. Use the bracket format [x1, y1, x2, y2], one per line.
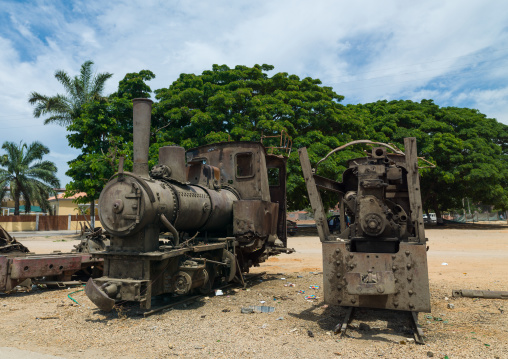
[315, 140, 405, 171]
[160, 213, 179, 246]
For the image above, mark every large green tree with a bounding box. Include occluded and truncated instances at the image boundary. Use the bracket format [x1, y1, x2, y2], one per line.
[152, 64, 366, 209]
[29, 60, 113, 126]
[358, 99, 508, 216]
[0, 141, 60, 215]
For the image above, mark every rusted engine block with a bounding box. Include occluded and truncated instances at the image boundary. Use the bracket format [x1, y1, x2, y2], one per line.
[299, 138, 431, 314]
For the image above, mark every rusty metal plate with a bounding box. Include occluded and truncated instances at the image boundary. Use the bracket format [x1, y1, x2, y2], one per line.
[0, 256, 8, 290]
[233, 200, 279, 237]
[322, 241, 430, 312]
[345, 271, 396, 295]
[9, 255, 82, 279]
[85, 278, 115, 312]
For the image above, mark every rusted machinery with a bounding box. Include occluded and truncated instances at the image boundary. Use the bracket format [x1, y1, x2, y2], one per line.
[85, 99, 292, 311]
[0, 225, 103, 292]
[299, 138, 430, 343]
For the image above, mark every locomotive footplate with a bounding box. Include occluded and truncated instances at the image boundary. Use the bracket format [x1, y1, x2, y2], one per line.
[322, 241, 430, 312]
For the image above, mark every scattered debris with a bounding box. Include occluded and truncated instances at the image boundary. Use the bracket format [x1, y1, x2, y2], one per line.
[358, 323, 370, 331]
[215, 289, 223, 296]
[241, 306, 274, 313]
[35, 316, 60, 320]
[441, 263, 449, 266]
[304, 295, 316, 300]
[447, 303, 455, 309]
[427, 351, 434, 357]
[0, 225, 30, 254]
[307, 330, 314, 337]
[309, 285, 320, 290]
[222, 309, 230, 312]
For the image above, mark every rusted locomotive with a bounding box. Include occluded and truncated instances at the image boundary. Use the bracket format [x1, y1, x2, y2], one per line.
[299, 139, 430, 342]
[85, 99, 290, 311]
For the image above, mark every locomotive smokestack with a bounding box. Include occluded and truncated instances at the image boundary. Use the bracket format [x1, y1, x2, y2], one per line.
[132, 98, 153, 177]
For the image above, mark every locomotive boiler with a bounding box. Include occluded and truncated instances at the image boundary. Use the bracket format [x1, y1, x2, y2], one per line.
[85, 99, 290, 311]
[299, 139, 430, 343]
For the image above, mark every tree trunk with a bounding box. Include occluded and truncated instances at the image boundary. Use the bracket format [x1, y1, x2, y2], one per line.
[13, 192, 20, 216]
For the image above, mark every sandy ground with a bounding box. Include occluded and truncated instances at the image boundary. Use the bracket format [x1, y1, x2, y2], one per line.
[0, 225, 507, 358]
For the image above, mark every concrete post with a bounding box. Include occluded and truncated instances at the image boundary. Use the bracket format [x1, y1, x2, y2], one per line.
[68, 214, 71, 230]
[35, 214, 39, 231]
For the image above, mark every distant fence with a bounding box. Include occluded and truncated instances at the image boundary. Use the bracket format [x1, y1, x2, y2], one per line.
[443, 211, 507, 223]
[0, 215, 101, 232]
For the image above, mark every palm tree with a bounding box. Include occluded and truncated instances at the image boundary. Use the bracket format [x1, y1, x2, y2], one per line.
[28, 60, 112, 226]
[28, 60, 113, 126]
[0, 141, 60, 215]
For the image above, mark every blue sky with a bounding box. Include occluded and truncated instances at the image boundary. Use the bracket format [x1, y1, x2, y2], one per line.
[1, 0, 508, 186]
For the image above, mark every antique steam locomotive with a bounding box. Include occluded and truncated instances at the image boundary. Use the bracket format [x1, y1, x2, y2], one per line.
[85, 99, 290, 311]
[299, 139, 430, 342]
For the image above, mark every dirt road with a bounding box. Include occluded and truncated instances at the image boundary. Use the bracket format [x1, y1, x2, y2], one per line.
[0, 227, 506, 358]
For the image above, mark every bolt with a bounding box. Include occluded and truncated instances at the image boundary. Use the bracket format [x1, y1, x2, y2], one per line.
[392, 255, 396, 259]
[409, 303, 415, 309]
[393, 302, 399, 307]
[349, 264, 355, 269]
[407, 276, 412, 282]
[349, 254, 354, 258]
[336, 261, 341, 266]
[337, 299, 342, 303]
[336, 273, 341, 278]
[405, 250, 410, 256]
[392, 265, 398, 271]
[335, 248, 341, 253]
[408, 290, 414, 295]
[407, 263, 412, 269]
[394, 278, 398, 283]
[337, 285, 342, 290]
[351, 299, 356, 304]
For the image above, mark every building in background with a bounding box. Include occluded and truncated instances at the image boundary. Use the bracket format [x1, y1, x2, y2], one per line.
[48, 192, 98, 216]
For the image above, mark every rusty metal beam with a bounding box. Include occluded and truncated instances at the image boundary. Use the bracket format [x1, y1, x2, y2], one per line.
[298, 147, 331, 242]
[452, 289, 508, 299]
[313, 175, 345, 193]
[404, 137, 425, 243]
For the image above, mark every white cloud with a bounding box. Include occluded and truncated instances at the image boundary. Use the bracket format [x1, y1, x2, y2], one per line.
[1, 0, 508, 186]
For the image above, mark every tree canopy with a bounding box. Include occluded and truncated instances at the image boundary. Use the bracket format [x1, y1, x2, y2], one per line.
[0, 141, 60, 215]
[56, 63, 508, 214]
[152, 64, 366, 209]
[358, 99, 508, 214]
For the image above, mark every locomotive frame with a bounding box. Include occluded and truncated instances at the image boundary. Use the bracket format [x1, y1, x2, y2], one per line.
[85, 99, 292, 311]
